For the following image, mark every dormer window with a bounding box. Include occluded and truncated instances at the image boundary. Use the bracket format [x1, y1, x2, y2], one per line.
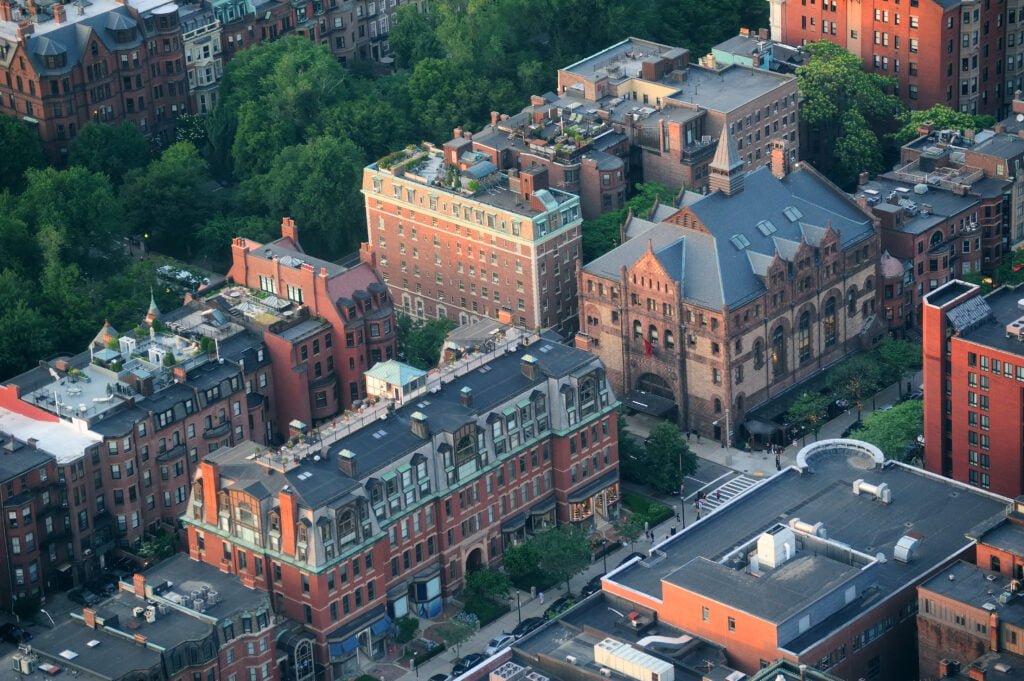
[43, 54, 67, 69]
[455, 434, 475, 465]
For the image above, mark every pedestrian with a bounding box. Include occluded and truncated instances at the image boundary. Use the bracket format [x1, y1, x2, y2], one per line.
[696, 431, 701, 443]
[687, 430, 692, 442]
[714, 490, 721, 502]
[670, 526, 676, 536]
[538, 591, 544, 604]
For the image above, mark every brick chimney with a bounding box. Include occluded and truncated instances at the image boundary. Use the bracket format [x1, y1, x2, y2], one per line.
[939, 660, 961, 677]
[0, 1, 13, 22]
[16, 20, 34, 44]
[459, 386, 472, 408]
[83, 608, 97, 629]
[52, 3, 65, 23]
[968, 665, 986, 681]
[770, 139, 788, 180]
[172, 366, 187, 383]
[490, 111, 500, 128]
[200, 461, 219, 525]
[990, 611, 1000, 651]
[521, 354, 539, 380]
[281, 217, 299, 244]
[278, 487, 298, 556]
[132, 573, 146, 598]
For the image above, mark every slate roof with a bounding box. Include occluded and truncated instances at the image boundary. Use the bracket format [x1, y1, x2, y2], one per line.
[584, 165, 875, 309]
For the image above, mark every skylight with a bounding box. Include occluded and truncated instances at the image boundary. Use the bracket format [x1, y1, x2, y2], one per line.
[783, 206, 804, 222]
[756, 219, 778, 236]
[730, 234, 751, 250]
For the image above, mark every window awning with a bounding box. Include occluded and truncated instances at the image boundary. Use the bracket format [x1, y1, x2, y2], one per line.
[530, 496, 556, 515]
[370, 616, 393, 637]
[328, 637, 358, 657]
[623, 390, 676, 417]
[501, 512, 527, 532]
[568, 471, 618, 503]
[502, 406, 516, 416]
[516, 398, 531, 409]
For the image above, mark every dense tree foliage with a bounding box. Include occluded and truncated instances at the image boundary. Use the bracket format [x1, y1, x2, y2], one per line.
[0, 117, 45, 193]
[396, 314, 456, 369]
[68, 122, 152, 185]
[853, 400, 923, 461]
[892, 104, 996, 145]
[583, 183, 677, 261]
[798, 41, 904, 188]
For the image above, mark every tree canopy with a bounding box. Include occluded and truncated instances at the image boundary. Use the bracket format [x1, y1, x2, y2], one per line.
[532, 524, 592, 594]
[786, 392, 831, 439]
[396, 314, 456, 369]
[892, 104, 996, 145]
[621, 422, 694, 495]
[797, 41, 904, 188]
[583, 183, 677, 261]
[68, 122, 152, 185]
[0, 116, 44, 193]
[854, 400, 923, 461]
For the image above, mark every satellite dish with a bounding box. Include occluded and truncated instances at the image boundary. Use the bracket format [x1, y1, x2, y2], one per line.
[1016, 113, 1023, 122]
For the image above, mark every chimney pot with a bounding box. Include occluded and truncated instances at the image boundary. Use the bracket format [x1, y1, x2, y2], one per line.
[459, 386, 472, 408]
[858, 171, 870, 186]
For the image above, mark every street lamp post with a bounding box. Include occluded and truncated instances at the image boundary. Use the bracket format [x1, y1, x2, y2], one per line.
[413, 651, 419, 679]
[600, 539, 609, 575]
[514, 589, 522, 626]
[712, 410, 731, 449]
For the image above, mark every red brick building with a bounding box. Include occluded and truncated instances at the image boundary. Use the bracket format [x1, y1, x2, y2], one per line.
[226, 217, 397, 424]
[361, 144, 583, 335]
[0, 0, 190, 160]
[768, 0, 1010, 116]
[577, 139, 881, 441]
[182, 338, 620, 679]
[922, 280, 1024, 497]
[597, 440, 1011, 681]
[25, 553, 291, 681]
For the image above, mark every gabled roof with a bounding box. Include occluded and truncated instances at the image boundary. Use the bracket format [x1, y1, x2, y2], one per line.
[365, 360, 427, 388]
[709, 131, 743, 173]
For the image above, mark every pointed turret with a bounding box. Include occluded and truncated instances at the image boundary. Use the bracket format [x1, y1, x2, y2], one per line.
[93, 320, 119, 349]
[709, 133, 745, 196]
[146, 289, 161, 325]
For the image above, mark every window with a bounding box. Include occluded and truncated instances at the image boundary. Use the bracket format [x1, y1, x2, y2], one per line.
[798, 311, 812, 362]
[728, 617, 736, 631]
[771, 326, 786, 377]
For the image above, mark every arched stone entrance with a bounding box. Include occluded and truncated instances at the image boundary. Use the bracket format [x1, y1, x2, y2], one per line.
[465, 547, 484, 573]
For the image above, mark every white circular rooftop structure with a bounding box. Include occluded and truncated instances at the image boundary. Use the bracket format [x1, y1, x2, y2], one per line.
[796, 438, 885, 471]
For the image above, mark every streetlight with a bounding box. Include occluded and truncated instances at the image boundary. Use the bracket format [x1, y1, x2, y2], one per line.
[412, 651, 419, 679]
[599, 539, 609, 575]
[712, 409, 731, 449]
[510, 590, 522, 626]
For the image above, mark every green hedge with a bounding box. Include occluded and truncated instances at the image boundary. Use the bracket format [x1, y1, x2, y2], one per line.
[463, 597, 510, 626]
[622, 492, 673, 527]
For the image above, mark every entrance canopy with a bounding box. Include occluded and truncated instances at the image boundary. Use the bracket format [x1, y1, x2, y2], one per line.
[623, 390, 676, 417]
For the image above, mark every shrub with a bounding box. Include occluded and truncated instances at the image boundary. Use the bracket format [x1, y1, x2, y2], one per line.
[395, 616, 419, 644]
[462, 597, 510, 626]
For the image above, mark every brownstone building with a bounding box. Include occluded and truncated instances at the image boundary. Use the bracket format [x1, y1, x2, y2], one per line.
[0, 0, 190, 160]
[577, 137, 881, 441]
[226, 217, 397, 423]
[183, 338, 619, 679]
[768, 0, 1020, 117]
[361, 143, 583, 335]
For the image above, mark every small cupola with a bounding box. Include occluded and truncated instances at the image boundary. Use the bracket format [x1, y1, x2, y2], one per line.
[459, 386, 473, 408]
[410, 411, 430, 439]
[521, 354, 539, 380]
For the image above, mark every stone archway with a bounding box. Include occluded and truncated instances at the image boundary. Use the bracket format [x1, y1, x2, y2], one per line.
[636, 373, 673, 400]
[465, 547, 484, 573]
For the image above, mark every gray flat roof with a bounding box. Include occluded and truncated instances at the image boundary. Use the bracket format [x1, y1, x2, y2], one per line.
[608, 446, 1009, 652]
[144, 553, 270, 617]
[959, 285, 1024, 357]
[31, 618, 162, 681]
[921, 560, 1024, 630]
[663, 64, 794, 113]
[858, 176, 978, 235]
[978, 519, 1024, 556]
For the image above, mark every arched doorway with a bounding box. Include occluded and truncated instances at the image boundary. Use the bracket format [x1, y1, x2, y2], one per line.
[465, 547, 484, 573]
[636, 373, 673, 400]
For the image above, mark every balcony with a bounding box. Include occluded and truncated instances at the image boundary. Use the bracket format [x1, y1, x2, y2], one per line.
[203, 420, 232, 439]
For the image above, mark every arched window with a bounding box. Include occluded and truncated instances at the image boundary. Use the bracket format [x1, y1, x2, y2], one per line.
[771, 326, 786, 377]
[665, 330, 675, 350]
[930, 230, 944, 247]
[714, 398, 722, 413]
[823, 297, 837, 348]
[735, 338, 743, 354]
[798, 311, 812, 363]
[455, 435, 475, 465]
[633, 320, 642, 339]
[754, 339, 764, 369]
[865, 276, 874, 291]
[648, 325, 659, 345]
[847, 287, 858, 317]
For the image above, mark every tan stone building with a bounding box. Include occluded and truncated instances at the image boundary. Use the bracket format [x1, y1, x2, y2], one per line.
[576, 138, 882, 443]
[360, 142, 583, 336]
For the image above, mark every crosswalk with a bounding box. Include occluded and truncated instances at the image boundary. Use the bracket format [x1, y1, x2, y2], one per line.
[696, 474, 759, 514]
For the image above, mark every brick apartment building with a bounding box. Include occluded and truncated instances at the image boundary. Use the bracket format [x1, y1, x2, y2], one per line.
[916, 497, 1024, 681]
[592, 440, 1012, 681]
[24, 554, 292, 681]
[921, 279, 1024, 497]
[225, 217, 397, 421]
[182, 336, 620, 680]
[576, 138, 881, 441]
[180, 1, 221, 114]
[360, 143, 584, 335]
[0, 308, 266, 605]
[767, 0, 1021, 116]
[0, 0, 190, 160]
[464, 37, 800, 221]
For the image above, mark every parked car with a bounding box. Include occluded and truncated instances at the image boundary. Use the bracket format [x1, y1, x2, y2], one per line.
[68, 588, 102, 607]
[452, 653, 486, 676]
[579, 575, 603, 598]
[617, 551, 646, 567]
[484, 633, 516, 656]
[543, 596, 576, 620]
[511, 617, 544, 639]
[0, 623, 31, 644]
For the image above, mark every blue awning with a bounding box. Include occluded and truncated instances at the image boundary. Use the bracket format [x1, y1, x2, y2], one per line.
[370, 615, 393, 637]
[329, 637, 358, 657]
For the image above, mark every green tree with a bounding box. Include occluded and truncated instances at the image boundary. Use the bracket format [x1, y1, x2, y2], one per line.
[892, 104, 997, 145]
[0, 116, 44, 193]
[464, 568, 511, 603]
[394, 616, 420, 644]
[68, 122, 152, 185]
[436, 620, 474, 657]
[582, 183, 677, 261]
[797, 41, 904, 187]
[396, 314, 456, 370]
[532, 524, 592, 595]
[854, 400, 923, 461]
[17, 166, 126, 277]
[0, 270, 53, 379]
[614, 513, 645, 551]
[638, 422, 694, 495]
[616, 406, 647, 485]
[830, 356, 883, 420]
[0, 208, 39, 277]
[502, 541, 543, 590]
[875, 338, 922, 398]
[786, 391, 831, 441]
[388, 3, 442, 69]
[120, 142, 216, 258]
[194, 214, 278, 266]
[176, 113, 210, 147]
[241, 135, 364, 258]
[653, 0, 766, 56]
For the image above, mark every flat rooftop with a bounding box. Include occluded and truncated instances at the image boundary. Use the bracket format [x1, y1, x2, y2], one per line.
[957, 284, 1024, 357]
[0, 407, 101, 464]
[31, 617, 162, 681]
[0, 0, 175, 40]
[857, 176, 978, 236]
[560, 37, 682, 82]
[607, 443, 1010, 654]
[921, 560, 1024, 630]
[924, 280, 978, 309]
[662, 63, 794, 113]
[143, 552, 269, 618]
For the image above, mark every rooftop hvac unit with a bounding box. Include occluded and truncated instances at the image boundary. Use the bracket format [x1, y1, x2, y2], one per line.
[852, 479, 892, 504]
[133, 607, 146, 618]
[893, 535, 919, 563]
[566, 656, 578, 665]
[206, 590, 219, 604]
[194, 598, 206, 613]
[600, 670, 613, 678]
[190, 590, 202, 601]
[145, 607, 157, 623]
[13, 654, 34, 675]
[157, 603, 169, 615]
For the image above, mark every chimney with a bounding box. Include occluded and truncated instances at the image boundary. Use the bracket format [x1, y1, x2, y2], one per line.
[459, 386, 472, 408]
[172, 366, 187, 383]
[83, 608, 97, 629]
[939, 660, 962, 677]
[26, 438, 38, 449]
[452, 127, 463, 139]
[798, 665, 807, 681]
[497, 308, 513, 324]
[200, 461, 219, 525]
[521, 354, 539, 380]
[1014, 91, 1024, 114]
[281, 217, 299, 244]
[132, 573, 146, 598]
[530, 95, 545, 107]
[758, 27, 769, 39]
[968, 665, 987, 681]
[995, 123, 1006, 134]
[52, 3, 65, 23]
[278, 488, 298, 556]
[858, 171, 870, 186]
[0, 1, 12, 21]
[319, 266, 328, 278]
[410, 411, 430, 439]
[770, 140, 788, 180]
[739, 27, 750, 37]
[16, 20, 33, 44]
[490, 111, 500, 128]
[990, 611, 1000, 651]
